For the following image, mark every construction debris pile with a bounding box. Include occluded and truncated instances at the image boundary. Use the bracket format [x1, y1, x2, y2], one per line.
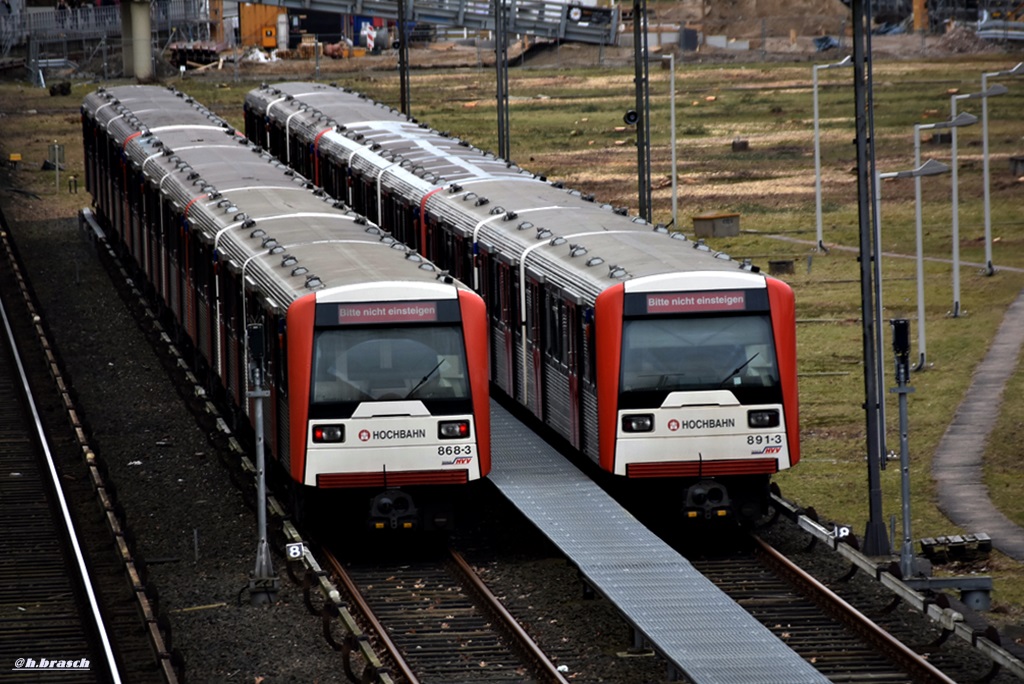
[700, 0, 852, 38]
[935, 24, 1006, 52]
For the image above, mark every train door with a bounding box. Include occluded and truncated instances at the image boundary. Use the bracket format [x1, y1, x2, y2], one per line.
[296, 136, 313, 181]
[420, 213, 439, 257]
[350, 174, 372, 219]
[195, 242, 215, 372]
[264, 119, 280, 158]
[268, 309, 286, 463]
[499, 261, 517, 397]
[429, 213, 446, 264]
[434, 221, 460, 274]
[168, 218, 183, 323]
[566, 299, 581, 450]
[184, 228, 197, 344]
[397, 202, 416, 250]
[158, 200, 174, 309]
[580, 308, 598, 459]
[526, 279, 544, 418]
[128, 170, 143, 263]
[324, 160, 345, 206]
[480, 251, 513, 396]
[218, 269, 243, 408]
[112, 147, 125, 237]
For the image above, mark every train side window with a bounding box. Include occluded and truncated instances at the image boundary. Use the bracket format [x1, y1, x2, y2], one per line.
[476, 253, 487, 303]
[583, 316, 595, 384]
[381, 190, 394, 232]
[430, 214, 444, 263]
[509, 268, 520, 329]
[489, 258, 502, 317]
[547, 297, 565, 365]
[459, 237, 472, 282]
[218, 269, 235, 327]
[273, 314, 287, 391]
[442, 230, 457, 273]
[527, 281, 542, 345]
[544, 291, 556, 357]
[189, 235, 204, 292]
[162, 204, 175, 252]
[498, 266, 509, 325]
[400, 203, 416, 248]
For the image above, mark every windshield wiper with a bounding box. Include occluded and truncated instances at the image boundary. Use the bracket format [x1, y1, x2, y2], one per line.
[719, 352, 759, 387]
[405, 359, 445, 399]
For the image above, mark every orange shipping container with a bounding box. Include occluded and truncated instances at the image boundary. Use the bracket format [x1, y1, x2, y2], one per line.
[240, 4, 286, 49]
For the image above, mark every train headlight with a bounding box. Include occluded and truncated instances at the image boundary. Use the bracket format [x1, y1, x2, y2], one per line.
[747, 410, 780, 428]
[621, 414, 654, 433]
[438, 420, 470, 439]
[312, 425, 345, 443]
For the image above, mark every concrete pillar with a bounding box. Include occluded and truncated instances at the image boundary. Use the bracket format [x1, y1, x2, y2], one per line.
[120, 0, 133, 77]
[120, 0, 152, 80]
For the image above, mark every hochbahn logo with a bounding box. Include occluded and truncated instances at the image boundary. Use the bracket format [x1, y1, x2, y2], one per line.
[13, 657, 90, 672]
[668, 418, 736, 431]
[358, 428, 428, 441]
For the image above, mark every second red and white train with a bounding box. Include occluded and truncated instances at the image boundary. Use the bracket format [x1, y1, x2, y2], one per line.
[244, 82, 800, 523]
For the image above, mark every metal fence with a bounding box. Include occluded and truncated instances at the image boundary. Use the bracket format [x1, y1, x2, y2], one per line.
[2, 0, 208, 58]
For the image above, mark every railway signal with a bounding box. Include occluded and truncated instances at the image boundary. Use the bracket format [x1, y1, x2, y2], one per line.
[247, 323, 279, 605]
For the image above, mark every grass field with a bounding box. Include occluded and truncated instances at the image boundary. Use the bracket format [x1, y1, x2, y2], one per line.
[2, 49, 1023, 628]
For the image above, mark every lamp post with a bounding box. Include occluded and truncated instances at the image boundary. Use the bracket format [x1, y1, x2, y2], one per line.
[663, 53, 678, 230]
[948, 87, 998, 316]
[874, 157, 950, 446]
[981, 63, 1023, 275]
[812, 55, 852, 252]
[911, 114, 971, 371]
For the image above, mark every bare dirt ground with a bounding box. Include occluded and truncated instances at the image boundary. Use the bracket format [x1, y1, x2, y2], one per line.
[213, 22, 1006, 81]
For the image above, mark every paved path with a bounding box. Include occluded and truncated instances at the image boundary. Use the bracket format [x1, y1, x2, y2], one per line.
[931, 289, 1024, 561]
[765, 232, 1024, 560]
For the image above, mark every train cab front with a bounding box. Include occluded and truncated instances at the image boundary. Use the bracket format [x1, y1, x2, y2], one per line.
[607, 283, 797, 525]
[288, 289, 490, 532]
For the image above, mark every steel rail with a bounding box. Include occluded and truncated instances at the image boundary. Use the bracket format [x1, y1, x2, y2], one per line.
[753, 535, 958, 684]
[771, 491, 1024, 680]
[447, 548, 570, 684]
[325, 545, 570, 684]
[0, 231, 122, 683]
[323, 549, 421, 684]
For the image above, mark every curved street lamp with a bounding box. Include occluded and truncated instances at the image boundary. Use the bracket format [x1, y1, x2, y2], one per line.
[812, 55, 853, 252]
[949, 86, 1002, 316]
[911, 113, 974, 370]
[980, 63, 1023, 275]
[873, 157, 950, 443]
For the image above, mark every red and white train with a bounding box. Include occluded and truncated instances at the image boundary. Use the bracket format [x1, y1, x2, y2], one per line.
[82, 85, 490, 529]
[244, 81, 800, 522]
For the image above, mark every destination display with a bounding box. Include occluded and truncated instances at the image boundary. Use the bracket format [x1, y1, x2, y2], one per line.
[316, 299, 462, 326]
[623, 289, 769, 316]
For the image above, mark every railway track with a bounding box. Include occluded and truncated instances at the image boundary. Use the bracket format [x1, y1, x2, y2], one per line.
[0, 221, 175, 682]
[324, 545, 570, 684]
[690, 532, 989, 683]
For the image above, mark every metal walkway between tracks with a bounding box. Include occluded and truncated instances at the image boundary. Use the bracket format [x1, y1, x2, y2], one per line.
[488, 400, 828, 684]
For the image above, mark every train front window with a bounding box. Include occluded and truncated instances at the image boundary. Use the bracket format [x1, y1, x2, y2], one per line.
[311, 325, 470, 404]
[620, 315, 779, 394]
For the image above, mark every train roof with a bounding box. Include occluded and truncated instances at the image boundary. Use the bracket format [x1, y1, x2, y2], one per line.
[83, 86, 467, 314]
[247, 82, 532, 186]
[246, 82, 766, 303]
